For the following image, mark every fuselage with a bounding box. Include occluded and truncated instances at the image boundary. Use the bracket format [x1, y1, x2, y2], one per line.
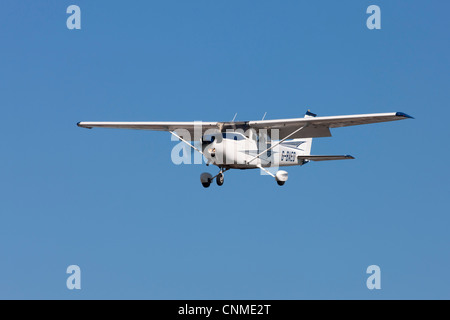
[201, 132, 308, 169]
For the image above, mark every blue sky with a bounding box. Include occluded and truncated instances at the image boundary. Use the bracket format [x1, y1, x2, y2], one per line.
[0, 0, 449, 299]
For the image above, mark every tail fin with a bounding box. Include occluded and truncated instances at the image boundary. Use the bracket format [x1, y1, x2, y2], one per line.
[288, 110, 315, 155]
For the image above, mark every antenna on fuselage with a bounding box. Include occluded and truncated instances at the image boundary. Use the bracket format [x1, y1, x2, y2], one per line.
[231, 113, 237, 122]
[262, 112, 267, 120]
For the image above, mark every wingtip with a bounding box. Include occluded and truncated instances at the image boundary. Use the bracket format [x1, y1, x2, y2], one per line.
[396, 112, 414, 119]
[77, 122, 92, 129]
[346, 155, 355, 159]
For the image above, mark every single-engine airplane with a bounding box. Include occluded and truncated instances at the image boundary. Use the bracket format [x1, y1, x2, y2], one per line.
[77, 110, 413, 187]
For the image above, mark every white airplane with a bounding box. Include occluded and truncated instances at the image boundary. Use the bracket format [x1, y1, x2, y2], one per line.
[77, 110, 413, 187]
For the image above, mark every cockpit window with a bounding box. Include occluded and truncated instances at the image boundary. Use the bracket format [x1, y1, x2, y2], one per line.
[222, 132, 245, 141]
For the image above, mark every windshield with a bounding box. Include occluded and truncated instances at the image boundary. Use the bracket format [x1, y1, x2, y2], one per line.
[221, 132, 246, 141]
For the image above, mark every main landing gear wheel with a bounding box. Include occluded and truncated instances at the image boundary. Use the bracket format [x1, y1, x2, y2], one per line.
[202, 180, 211, 188]
[200, 172, 213, 188]
[275, 170, 288, 186]
[216, 173, 224, 186]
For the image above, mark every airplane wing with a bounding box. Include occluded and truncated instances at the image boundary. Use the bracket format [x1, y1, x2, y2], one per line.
[77, 121, 219, 140]
[77, 112, 413, 140]
[248, 112, 413, 139]
[297, 155, 355, 161]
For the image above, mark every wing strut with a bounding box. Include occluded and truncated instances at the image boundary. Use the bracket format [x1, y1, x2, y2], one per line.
[169, 131, 204, 156]
[257, 165, 275, 178]
[246, 125, 308, 165]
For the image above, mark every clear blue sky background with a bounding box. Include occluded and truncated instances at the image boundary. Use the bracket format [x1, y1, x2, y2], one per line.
[0, 0, 448, 299]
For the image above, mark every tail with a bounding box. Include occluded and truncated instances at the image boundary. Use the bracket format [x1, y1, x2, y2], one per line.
[288, 110, 355, 163]
[285, 110, 315, 155]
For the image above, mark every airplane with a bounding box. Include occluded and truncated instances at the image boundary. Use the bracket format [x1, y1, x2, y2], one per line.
[77, 110, 413, 187]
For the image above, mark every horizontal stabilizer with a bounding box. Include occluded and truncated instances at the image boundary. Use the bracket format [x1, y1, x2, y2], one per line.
[297, 155, 355, 162]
